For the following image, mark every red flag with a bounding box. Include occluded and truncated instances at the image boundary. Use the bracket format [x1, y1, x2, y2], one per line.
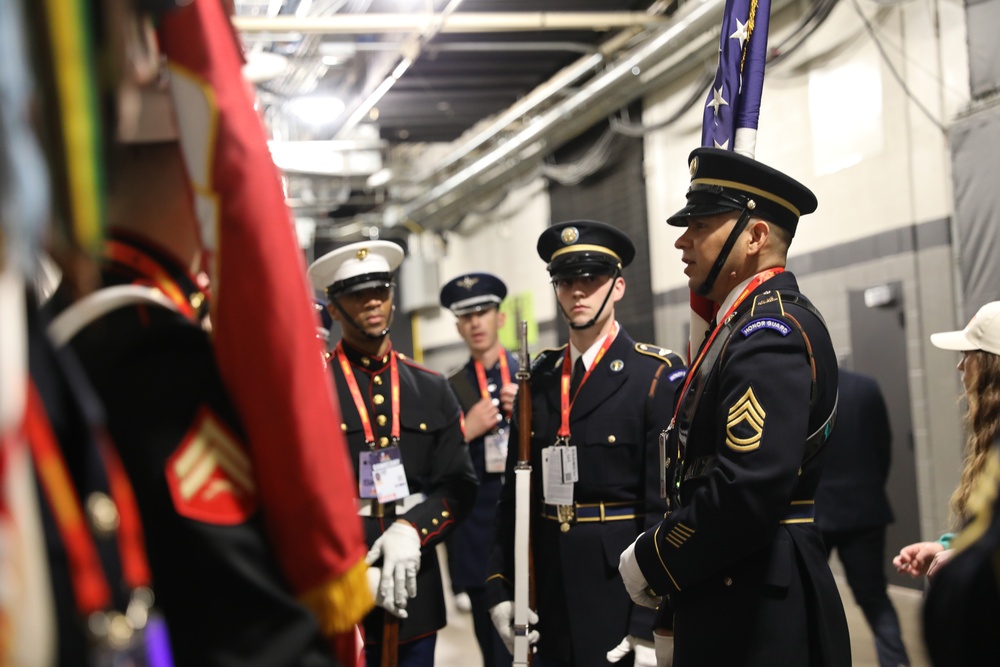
[157, 0, 371, 635]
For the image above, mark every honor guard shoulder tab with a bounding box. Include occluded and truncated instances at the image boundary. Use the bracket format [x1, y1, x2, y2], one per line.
[634, 343, 680, 366]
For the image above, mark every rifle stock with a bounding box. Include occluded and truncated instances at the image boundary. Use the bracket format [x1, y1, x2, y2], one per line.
[513, 321, 535, 666]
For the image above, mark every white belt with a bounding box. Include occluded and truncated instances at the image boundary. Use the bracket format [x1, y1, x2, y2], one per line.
[357, 493, 426, 517]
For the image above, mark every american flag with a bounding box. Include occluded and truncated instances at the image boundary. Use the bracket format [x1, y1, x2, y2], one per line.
[690, 0, 772, 357]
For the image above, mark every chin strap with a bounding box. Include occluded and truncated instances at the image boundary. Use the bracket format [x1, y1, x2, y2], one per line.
[330, 296, 395, 340]
[695, 207, 753, 298]
[554, 268, 621, 331]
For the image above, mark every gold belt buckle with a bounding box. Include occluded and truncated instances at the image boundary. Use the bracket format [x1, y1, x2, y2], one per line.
[557, 504, 575, 532]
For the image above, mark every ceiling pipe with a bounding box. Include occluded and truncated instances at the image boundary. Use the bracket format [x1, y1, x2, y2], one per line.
[422, 25, 646, 179]
[232, 12, 671, 34]
[399, 0, 797, 228]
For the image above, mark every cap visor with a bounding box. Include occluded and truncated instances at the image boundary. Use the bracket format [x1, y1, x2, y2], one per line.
[930, 330, 973, 351]
[666, 201, 742, 226]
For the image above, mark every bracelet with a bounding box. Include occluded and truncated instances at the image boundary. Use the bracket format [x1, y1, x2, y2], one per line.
[937, 533, 955, 550]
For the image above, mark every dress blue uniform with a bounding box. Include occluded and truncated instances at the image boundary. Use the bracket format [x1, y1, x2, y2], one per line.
[309, 241, 478, 666]
[487, 221, 687, 667]
[60, 232, 339, 666]
[625, 148, 851, 667]
[440, 272, 518, 667]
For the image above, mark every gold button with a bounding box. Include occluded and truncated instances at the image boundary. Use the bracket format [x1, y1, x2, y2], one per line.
[382, 355, 389, 363]
[432, 518, 439, 525]
[607, 435, 616, 444]
[421, 528, 428, 535]
[377, 415, 388, 426]
[361, 357, 371, 367]
[379, 437, 389, 447]
[189, 292, 205, 310]
[560, 523, 570, 533]
[723, 576, 733, 586]
[419, 423, 427, 431]
[86, 492, 120, 536]
[373, 376, 383, 386]
[442, 511, 450, 518]
[341, 423, 347, 431]
[373, 395, 385, 405]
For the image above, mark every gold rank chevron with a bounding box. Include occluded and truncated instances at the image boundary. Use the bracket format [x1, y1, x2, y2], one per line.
[726, 386, 766, 452]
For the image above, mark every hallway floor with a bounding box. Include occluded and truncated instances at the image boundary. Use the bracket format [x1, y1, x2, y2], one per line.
[433, 547, 931, 667]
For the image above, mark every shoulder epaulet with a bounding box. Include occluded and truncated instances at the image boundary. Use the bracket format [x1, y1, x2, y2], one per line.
[397, 353, 444, 377]
[530, 344, 568, 373]
[634, 343, 682, 366]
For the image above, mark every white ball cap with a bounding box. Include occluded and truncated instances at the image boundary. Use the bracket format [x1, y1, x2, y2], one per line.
[308, 240, 404, 292]
[930, 300, 1000, 356]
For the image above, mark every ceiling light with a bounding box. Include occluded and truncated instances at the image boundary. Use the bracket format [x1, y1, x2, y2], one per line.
[286, 96, 345, 125]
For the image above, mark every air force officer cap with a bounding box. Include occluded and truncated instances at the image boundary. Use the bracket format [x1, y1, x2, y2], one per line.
[307, 240, 404, 297]
[440, 273, 508, 316]
[667, 147, 817, 236]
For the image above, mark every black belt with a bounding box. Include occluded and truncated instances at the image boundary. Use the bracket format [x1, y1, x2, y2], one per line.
[541, 501, 642, 524]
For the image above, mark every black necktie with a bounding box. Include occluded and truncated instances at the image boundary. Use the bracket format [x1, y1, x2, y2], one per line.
[570, 357, 586, 397]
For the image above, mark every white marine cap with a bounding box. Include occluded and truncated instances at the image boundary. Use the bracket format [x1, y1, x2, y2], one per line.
[930, 301, 1000, 356]
[307, 240, 404, 295]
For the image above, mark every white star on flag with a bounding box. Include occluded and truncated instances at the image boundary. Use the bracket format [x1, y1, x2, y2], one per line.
[730, 17, 749, 49]
[706, 86, 729, 116]
[713, 138, 730, 149]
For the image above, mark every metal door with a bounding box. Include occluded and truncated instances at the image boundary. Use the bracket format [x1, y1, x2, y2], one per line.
[848, 283, 922, 589]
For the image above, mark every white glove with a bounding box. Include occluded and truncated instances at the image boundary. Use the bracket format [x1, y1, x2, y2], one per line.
[653, 632, 674, 667]
[488, 600, 539, 656]
[619, 539, 662, 609]
[365, 520, 421, 618]
[606, 635, 656, 667]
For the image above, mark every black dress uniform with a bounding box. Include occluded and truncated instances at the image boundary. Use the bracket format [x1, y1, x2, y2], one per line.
[486, 220, 686, 667]
[816, 369, 909, 667]
[61, 237, 339, 666]
[628, 148, 851, 667]
[487, 331, 684, 666]
[330, 340, 478, 645]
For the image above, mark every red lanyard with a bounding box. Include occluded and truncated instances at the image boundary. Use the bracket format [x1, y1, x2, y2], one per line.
[672, 269, 783, 424]
[558, 324, 618, 440]
[24, 380, 151, 615]
[105, 239, 197, 320]
[474, 347, 512, 418]
[335, 343, 401, 447]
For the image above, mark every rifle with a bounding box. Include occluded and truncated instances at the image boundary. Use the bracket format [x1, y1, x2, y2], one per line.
[381, 611, 399, 667]
[512, 320, 535, 667]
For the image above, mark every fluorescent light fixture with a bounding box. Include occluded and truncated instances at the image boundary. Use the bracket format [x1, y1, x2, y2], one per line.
[286, 95, 346, 126]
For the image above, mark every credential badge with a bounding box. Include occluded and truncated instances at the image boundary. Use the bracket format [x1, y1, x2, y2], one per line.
[561, 227, 579, 245]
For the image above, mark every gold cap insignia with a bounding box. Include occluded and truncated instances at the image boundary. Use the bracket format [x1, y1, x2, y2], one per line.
[561, 227, 579, 245]
[689, 157, 698, 177]
[726, 386, 765, 452]
[458, 276, 479, 290]
[356, 248, 369, 260]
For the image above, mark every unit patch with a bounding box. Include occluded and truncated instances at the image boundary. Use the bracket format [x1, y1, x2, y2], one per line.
[726, 386, 766, 452]
[166, 407, 258, 525]
[740, 318, 791, 337]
